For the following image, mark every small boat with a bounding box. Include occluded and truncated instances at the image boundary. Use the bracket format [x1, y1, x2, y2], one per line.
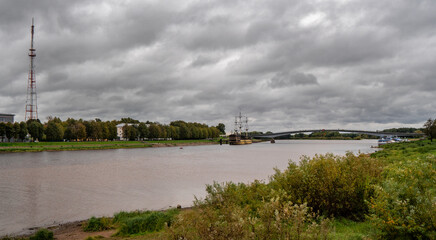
[378, 136, 396, 146]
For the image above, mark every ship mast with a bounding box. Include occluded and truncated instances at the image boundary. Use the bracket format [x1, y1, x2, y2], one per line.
[238, 112, 243, 135]
[245, 116, 249, 137]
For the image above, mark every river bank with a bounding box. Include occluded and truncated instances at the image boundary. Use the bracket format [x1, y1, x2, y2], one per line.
[0, 140, 217, 153]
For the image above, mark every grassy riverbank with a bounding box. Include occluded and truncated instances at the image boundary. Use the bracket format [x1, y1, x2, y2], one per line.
[0, 139, 218, 153]
[4, 140, 435, 239]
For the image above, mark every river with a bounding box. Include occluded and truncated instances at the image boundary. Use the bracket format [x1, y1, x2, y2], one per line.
[0, 140, 377, 235]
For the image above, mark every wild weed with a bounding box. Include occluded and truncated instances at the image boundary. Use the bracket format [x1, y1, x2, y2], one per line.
[82, 217, 112, 232]
[29, 229, 53, 240]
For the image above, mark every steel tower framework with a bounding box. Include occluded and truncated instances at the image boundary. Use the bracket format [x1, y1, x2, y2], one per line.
[25, 18, 38, 121]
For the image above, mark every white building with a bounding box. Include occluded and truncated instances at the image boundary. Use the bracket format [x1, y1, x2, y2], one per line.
[116, 123, 138, 140]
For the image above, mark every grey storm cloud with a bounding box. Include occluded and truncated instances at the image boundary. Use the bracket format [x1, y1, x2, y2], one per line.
[1, 0, 435, 132]
[269, 71, 319, 88]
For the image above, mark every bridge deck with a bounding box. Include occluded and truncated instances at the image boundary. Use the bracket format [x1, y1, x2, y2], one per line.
[252, 129, 423, 138]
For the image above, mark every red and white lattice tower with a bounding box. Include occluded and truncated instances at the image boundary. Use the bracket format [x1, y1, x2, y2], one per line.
[25, 18, 38, 121]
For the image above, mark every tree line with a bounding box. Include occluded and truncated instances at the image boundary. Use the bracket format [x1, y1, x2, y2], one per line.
[0, 117, 225, 142]
[122, 120, 223, 141]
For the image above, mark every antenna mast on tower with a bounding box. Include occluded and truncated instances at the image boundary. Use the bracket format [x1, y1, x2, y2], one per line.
[25, 18, 38, 121]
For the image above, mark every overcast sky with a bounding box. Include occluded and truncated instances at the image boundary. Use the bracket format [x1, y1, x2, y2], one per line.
[1, 0, 435, 132]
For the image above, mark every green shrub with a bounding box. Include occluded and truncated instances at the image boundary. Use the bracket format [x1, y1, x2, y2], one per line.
[269, 152, 383, 219]
[368, 155, 436, 239]
[29, 229, 53, 240]
[168, 195, 331, 240]
[202, 180, 270, 215]
[115, 209, 179, 236]
[113, 210, 151, 223]
[82, 217, 112, 232]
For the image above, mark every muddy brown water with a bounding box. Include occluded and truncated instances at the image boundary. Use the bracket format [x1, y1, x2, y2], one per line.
[0, 140, 377, 236]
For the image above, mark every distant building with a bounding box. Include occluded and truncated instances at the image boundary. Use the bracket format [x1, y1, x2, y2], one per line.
[0, 113, 14, 123]
[116, 123, 138, 140]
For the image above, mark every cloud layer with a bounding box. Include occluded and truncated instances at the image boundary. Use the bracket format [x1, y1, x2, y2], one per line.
[1, 0, 435, 132]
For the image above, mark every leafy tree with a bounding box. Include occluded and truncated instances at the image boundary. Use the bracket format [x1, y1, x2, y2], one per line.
[45, 121, 64, 141]
[5, 122, 14, 142]
[27, 120, 44, 141]
[120, 117, 140, 124]
[148, 124, 161, 139]
[65, 122, 87, 141]
[169, 126, 179, 140]
[179, 124, 191, 139]
[138, 122, 149, 139]
[210, 127, 220, 138]
[101, 122, 109, 140]
[91, 121, 103, 140]
[423, 118, 436, 142]
[122, 124, 138, 140]
[107, 121, 117, 140]
[191, 126, 200, 139]
[216, 123, 225, 135]
[13, 122, 20, 140]
[0, 122, 6, 142]
[19, 122, 28, 140]
[75, 123, 87, 140]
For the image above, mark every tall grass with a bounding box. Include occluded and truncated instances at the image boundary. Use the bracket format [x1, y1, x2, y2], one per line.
[82, 217, 112, 232]
[113, 209, 180, 236]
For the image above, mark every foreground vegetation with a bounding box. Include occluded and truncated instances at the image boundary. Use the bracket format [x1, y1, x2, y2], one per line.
[3, 140, 435, 239]
[0, 139, 217, 153]
[77, 140, 434, 239]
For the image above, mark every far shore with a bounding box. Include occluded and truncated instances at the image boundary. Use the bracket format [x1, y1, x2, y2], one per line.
[0, 139, 218, 153]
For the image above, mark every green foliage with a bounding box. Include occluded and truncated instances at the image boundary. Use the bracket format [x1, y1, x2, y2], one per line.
[45, 121, 64, 141]
[382, 127, 422, 133]
[168, 195, 331, 239]
[216, 123, 225, 134]
[148, 124, 162, 139]
[0, 122, 5, 140]
[27, 120, 44, 141]
[270, 153, 383, 219]
[423, 118, 436, 142]
[138, 122, 149, 139]
[4, 122, 13, 141]
[331, 218, 377, 239]
[120, 117, 140, 124]
[82, 216, 112, 232]
[122, 124, 139, 141]
[368, 154, 436, 239]
[29, 229, 53, 240]
[18, 122, 28, 140]
[114, 209, 180, 236]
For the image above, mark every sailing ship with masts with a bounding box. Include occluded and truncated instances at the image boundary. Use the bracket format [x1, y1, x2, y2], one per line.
[229, 112, 253, 145]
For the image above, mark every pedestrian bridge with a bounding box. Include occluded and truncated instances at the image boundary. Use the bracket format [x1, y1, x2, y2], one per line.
[252, 129, 423, 139]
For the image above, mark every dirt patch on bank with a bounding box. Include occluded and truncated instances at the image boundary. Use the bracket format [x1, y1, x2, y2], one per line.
[48, 221, 116, 240]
